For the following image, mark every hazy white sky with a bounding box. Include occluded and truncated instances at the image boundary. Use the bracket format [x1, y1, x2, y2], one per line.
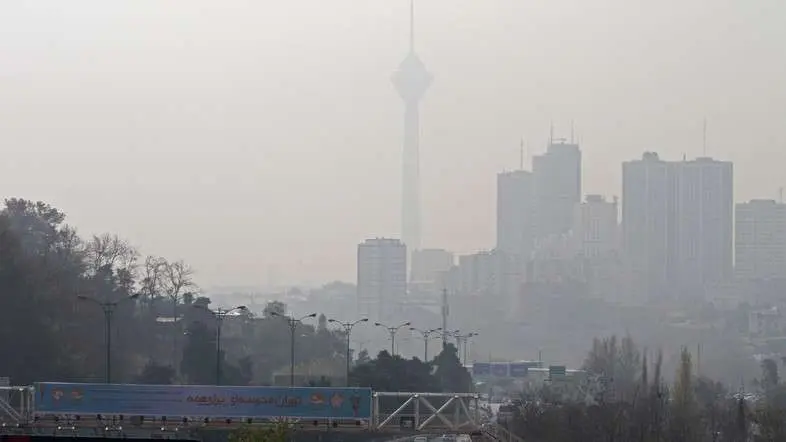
[1, 0, 784, 287]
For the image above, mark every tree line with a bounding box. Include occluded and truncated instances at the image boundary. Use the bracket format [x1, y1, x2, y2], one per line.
[507, 334, 786, 442]
[0, 198, 475, 393]
[0, 198, 347, 385]
[350, 343, 473, 392]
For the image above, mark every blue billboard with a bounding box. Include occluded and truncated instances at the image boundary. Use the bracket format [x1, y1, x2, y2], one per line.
[34, 383, 372, 419]
[490, 363, 509, 377]
[472, 363, 491, 377]
[508, 363, 529, 378]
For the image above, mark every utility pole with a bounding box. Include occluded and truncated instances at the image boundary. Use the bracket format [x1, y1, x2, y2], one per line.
[272, 312, 317, 386]
[410, 327, 442, 361]
[454, 332, 479, 366]
[328, 318, 369, 386]
[195, 305, 247, 385]
[78, 293, 140, 383]
[375, 321, 411, 356]
[441, 288, 449, 347]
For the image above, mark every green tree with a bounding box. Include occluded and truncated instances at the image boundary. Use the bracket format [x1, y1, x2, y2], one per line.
[761, 358, 780, 393]
[136, 363, 175, 385]
[669, 347, 698, 442]
[181, 320, 255, 385]
[229, 422, 291, 442]
[582, 334, 641, 402]
[181, 321, 218, 384]
[263, 301, 286, 318]
[350, 351, 439, 391]
[433, 344, 473, 392]
[356, 349, 371, 365]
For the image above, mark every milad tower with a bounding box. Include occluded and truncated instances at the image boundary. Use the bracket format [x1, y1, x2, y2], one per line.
[392, 0, 432, 254]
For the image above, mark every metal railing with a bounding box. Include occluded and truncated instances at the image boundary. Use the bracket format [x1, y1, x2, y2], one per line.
[373, 392, 480, 432]
[0, 386, 33, 425]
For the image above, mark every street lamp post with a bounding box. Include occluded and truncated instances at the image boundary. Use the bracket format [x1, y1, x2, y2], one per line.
[409, 327, 442, 361]
[271, 312, 317, 386]
[374, 321, 411, 356]
[454, 332, 479, 365]
[443, 329, 460, 345]
[77, 293, 140, 384]
[195, 305, 247, 385]
[328, 318, 369, 386]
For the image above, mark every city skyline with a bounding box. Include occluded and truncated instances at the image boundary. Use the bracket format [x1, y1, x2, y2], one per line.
[1, 0, 785, 287]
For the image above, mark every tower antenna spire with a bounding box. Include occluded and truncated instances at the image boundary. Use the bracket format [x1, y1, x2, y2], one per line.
[409, 0, 415, 52]
[392, 0, 432, 256]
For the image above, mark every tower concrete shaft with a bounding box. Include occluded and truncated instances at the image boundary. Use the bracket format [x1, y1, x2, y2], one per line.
[392, 0, 431, 252]
[402, 101, 422, 251]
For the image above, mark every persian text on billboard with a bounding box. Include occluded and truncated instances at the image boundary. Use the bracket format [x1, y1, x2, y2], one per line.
[34, 383, 372, 419]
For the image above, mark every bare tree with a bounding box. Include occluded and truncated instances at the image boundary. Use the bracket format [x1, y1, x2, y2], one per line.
[161, 259, 197, 374]
[139, 255, 167, 308]
[161, 259, 196, 307]
[85, 233, 139, 276]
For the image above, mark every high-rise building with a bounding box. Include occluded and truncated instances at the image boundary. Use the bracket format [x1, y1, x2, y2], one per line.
[675, 157, 733, 288]
[622, 153, 733, 298]
[392, 0, 432, 253]
[457, 251, 496, 297]
[533, 140, 581, 239]
[410, 248, 454, 284]
[496, 170, 534, 260]
[622, 152, 680, 298]
[357, 238, 407, 323]
[735, 199, 786, 280]
[572, 194, 619, 258]
[455, 249, 521, 309]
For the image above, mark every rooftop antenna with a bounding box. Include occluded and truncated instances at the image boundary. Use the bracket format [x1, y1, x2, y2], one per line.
[519, 138, 524, 170]
[702, 118, 707, 156]
[570, 120, 575, 144]
[549, 122, 554, 145]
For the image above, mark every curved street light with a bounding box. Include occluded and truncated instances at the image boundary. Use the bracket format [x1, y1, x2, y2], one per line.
[328, 318, 369, 386]
[77, 293, 140, 383]
[374, 321, 411, 356]
[442, 328, 461, 345]
[193, 304, 247, 385]
[409, 327, 442, 361]
[454, 332, 480, 366]
[271, 312, 317, 386]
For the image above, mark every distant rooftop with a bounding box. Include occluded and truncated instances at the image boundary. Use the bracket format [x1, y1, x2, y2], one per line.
[742, 199, 780, 205]
[361, 238, 403, 245]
